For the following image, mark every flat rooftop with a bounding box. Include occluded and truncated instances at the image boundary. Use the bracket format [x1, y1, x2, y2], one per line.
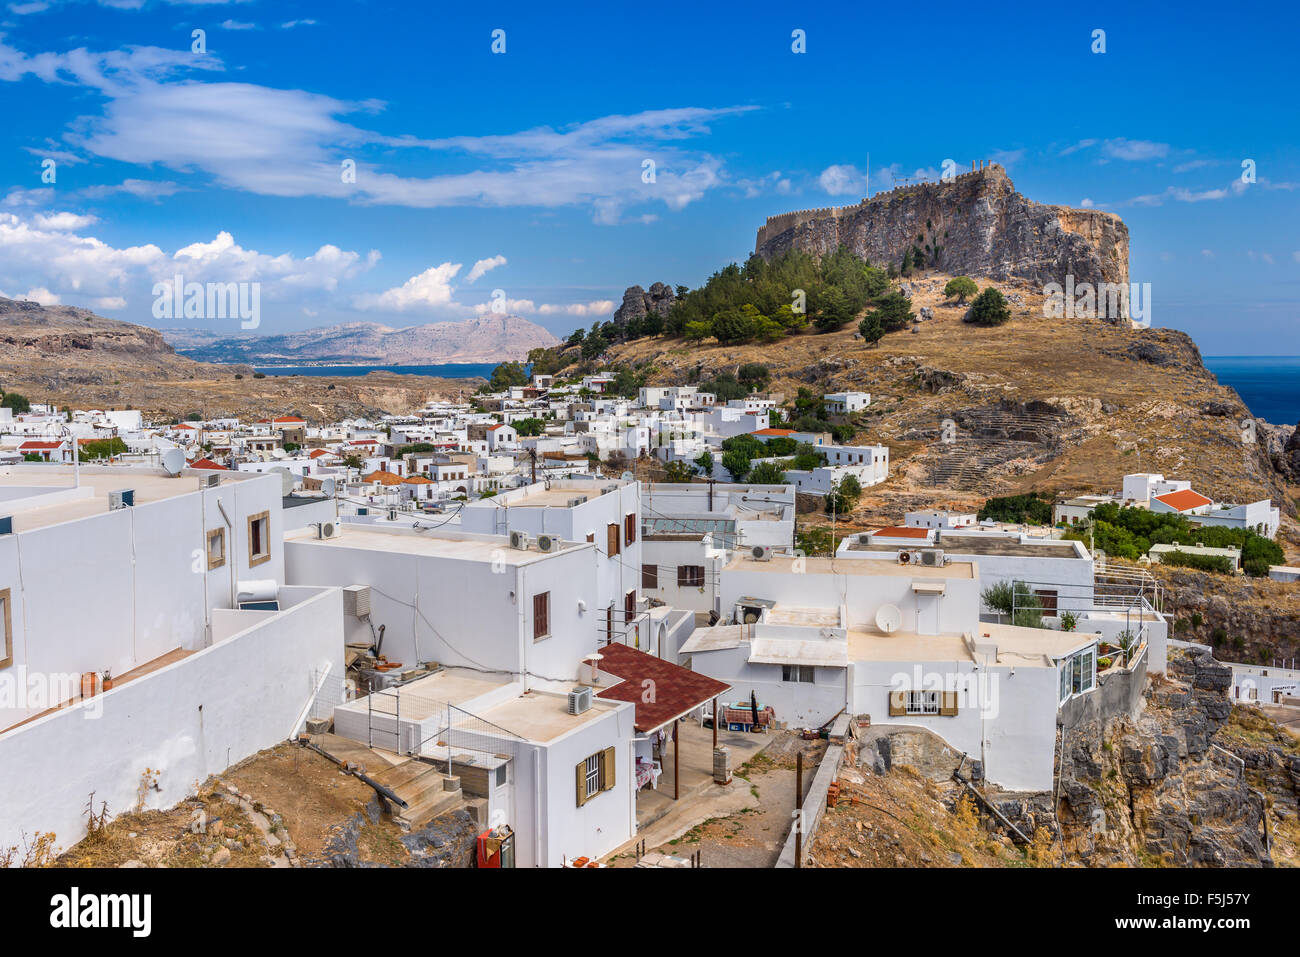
[725, 554, 974, 580]
[767, 604, 841, 627]
[336, 669, 509, 721]
[285, 523, 590, 564]
[848, 533, 1084, 559]
[472, 479, 628, 509]
[847, 623, 1096, 667]
[0, 464, 259, 532]
[478, 689, 622, 742]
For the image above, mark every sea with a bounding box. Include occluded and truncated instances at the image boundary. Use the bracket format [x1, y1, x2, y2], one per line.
[1203, 356, 1300, 425]
[251, 363, 497, 379]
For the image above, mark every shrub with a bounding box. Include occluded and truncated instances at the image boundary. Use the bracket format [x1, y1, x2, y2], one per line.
[865, 291, 915, 332]
[965, 287, 1011, 326]
[1157, 550, 1235, 575]
[943, 276, 978, 303]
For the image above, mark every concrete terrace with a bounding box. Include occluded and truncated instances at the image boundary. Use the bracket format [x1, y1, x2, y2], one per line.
[284, 523, 591, 564]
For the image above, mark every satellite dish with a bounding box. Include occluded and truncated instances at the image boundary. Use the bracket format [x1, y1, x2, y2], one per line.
[272, 466, 295, 495]
[875, 603, 903, 634]
[620, 471, 634, 482]
[161, 448, 185, 476]
[321, 477, 337, 496]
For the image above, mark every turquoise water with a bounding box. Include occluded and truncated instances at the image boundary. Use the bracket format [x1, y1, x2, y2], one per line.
[1204, 356, 1300, 425]
[251, 363, 496, 379]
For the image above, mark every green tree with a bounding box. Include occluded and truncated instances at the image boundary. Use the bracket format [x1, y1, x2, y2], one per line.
[900, 247, 914, 277]
[488, 361, 529, 391]
[796, 526, 835, 557]
[824, 474, 861, 515]
[711, 306, 758, 344]
[513, 417, 545, 437]
[693, 450, 715, 475]
[865, 291, 915, 332]
[663, 460, 694, 482]
[966, 287, 1011, 327]
[721, 448, 752, 482]
[738, 363, 771, 390]
[858, 313, 884, 346]
[943, 276, 978, 303]
[749, 460, 789, 484]
[981, 580, 1014, 616]
[1, 392, 31, 413]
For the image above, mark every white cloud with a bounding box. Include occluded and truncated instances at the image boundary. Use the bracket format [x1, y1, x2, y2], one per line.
[357, 262, 463, 312]
[21, 286, 60, 305]
[32, 211, 97, 230]
[537, 300, 615, 317]
[1080, 198, 1094, 208]
[280, 19, 317, 28]
[79, 179, 182, 201]
[1201, 249, 1214, 259]
[466, 255, 506, 282]
[818, 164, 868, 196]
[1101, 138, 1169, 161]
[0, 36, 753, 222]
[471, 297, 535, 314]
[220, 19, 258, 30]
[93, 296, 126, 309]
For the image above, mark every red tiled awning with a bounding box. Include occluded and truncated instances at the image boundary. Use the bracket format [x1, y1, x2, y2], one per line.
[594, 644, 730, 733]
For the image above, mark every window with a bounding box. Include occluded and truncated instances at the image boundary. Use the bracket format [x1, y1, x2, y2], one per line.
[606, 604, 613, 643]
[606, 523, 620, 557]
[585, 532, 595, 543]
[888, 689, 959, 716]
[206, 528, 226, 570]
[247, 510, 271, 567]
[1034, 589, 1059, 617]
[677, 565, 705, 588]
[782, 665, 815, 683]
[575, 747, 616, 806]
[624, 590, 637, 623]
[532, 592, 550, 641]
[0, 588, 11, 670]
[642, 564, 659, 589]
[624, 513, 636, 545]
[1060, 648, 1097, 700]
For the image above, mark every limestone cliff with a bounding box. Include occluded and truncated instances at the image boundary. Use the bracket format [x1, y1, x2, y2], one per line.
[755, 164, 1129, 291]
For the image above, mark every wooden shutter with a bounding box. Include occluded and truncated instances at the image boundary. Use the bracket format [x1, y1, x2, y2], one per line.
[606, 605, 613, 643]
[888, 690, 906, 716]
[607, 523, 620, 556]
[1034, 590, 1058, 617]
[533, 592, 549, 640]
[586, 532, 595, 543]
[625, 513, 636, 544]
[940, 691, 959, 716]
[625, 590, 637, 622]
[642, 564, 658, 589]
[575, 761, 588, 807]
[600, 747, 616, 791]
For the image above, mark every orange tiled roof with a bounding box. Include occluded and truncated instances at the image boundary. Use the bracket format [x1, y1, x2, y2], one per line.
[1154, 489, 1213, 511]
[871, 526, 932, 539]
[190, 457, 227, 470]
[363, 470, 404, 485]
[752, 428, 795, 437]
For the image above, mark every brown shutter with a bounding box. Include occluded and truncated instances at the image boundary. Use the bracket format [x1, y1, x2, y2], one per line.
[533, 592, 549, 640]
[606, 605, 613, 643]
[607, 523, 620, 556]
[625, 513, 636, 544]
[888, 690, 906, 716]
[625, 590, 636, 622]
[642, 564, 658, 589]
[576, 761, 587, 807]
[586, 532, 595, 543]
[601, 747, 616, 791]
[940, 691, 958, 716]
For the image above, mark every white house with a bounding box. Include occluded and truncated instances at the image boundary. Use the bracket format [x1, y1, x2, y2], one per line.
[823, 392, 871, 414]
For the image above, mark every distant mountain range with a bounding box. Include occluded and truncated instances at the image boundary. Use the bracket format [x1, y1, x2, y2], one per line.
[163, 314, 559, 365]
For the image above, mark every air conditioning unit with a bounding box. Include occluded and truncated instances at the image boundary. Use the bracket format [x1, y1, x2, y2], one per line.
[897, 549, 922, 565]
[343, 584, 371, 618]
[201, 473, 220, 488]
[318, 521, 341, 540]
[750, 544, 774, 561]
[536, 533, 560, 553]
[509, 530, 530, 550]
[920, 548, 945, 567]
[567, 687, 592, 715]
[567, 496, 588, 507]
[108, 488, 134, 510]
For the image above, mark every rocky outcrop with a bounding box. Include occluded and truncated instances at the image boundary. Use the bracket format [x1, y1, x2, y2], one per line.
[612, 282, 675, 333]
[755, 165, 1128, 291]
[1053, 649, 1271, 866]
[1155, 565, 1300, 666]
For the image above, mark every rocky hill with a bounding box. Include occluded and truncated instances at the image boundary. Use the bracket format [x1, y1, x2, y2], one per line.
[755, 164, 1129, 290]
[166, 314, 558, 365]
[0, 297, 479, 421]
[590, 272, 1298, 548]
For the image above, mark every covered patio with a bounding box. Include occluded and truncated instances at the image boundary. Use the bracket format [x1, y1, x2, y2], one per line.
[593, 644, 737, 824]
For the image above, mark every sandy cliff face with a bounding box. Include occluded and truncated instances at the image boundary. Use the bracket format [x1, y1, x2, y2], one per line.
[755, 165, 1129, 291]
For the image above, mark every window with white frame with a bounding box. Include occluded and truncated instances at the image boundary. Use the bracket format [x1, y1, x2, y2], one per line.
[782, 665, 815, 683]
[906, 690, 941, 715]
[584, 753, 601, 798]
[1059, 647, 1097, 701]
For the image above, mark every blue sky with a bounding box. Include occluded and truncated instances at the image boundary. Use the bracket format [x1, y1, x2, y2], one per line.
[0, 0, 1296, 354]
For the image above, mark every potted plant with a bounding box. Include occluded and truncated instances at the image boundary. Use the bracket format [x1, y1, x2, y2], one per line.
[101, 669, 114, 692]
[1060, 610, 1078, 633]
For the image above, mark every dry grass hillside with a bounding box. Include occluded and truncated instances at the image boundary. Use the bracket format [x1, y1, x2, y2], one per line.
[596, 271, 1298, 545]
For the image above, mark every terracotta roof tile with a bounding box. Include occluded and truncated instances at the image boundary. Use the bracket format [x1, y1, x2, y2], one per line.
[595, 644, 730, 733]
[1154, 489, 1213, 511]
